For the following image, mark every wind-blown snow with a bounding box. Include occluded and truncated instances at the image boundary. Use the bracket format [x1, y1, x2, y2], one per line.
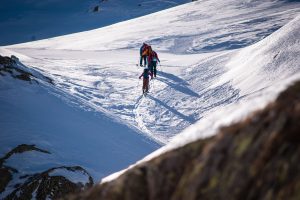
[102, 16, 300, 182]
[0, 0, 191, 45]
[0, 66, 158, 184]
[5, 0, 299, 144]
[1, 0, 300, 191]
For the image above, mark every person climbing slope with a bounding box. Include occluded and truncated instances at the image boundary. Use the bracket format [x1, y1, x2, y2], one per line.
[149, 50, 160, 77]
[140, 43, 149, 67]
[139, 67, 153, 95]
[141, 45, 160, 78]
[142, 45, 153, 70]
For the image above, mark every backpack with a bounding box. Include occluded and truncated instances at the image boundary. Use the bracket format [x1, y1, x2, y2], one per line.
[148, 46, 153, 55]
[140, 43, 149, 55]
[143, 69, 150, 79]
[151, 51, 158, 62]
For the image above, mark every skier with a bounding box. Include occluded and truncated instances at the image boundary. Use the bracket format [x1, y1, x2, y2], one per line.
[141, 45, 160, 77]
[140, 43, 149, 67]
[149, 50, 160, 77]
[141, 45, 152, 69]
[139, 67, 153, 94]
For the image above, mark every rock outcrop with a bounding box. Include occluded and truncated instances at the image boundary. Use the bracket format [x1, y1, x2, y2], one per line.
[6, 166, 93, 200]
[66, 80, 300, 200]
[0, 55, 53, 84]
[0, 144, 94, 200]
[0, 144, 50, 194]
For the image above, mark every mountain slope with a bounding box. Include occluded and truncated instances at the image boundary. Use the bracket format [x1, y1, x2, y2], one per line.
[63, 18, 300, 198]
[0, 55, 159, 199]
[0, 0, 191, 45]
[100, 14, 300, 183]
[0, 0, 300, 199]
[5, 0, 300, 144]
[67, 79, 300, 200]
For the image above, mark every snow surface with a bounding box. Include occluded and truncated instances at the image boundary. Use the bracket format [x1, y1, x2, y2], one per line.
[0, 0, 300, 193]
[0, 0, 190, 45]
[0, 64, 158, 198]
[102, 15, 300, 182]
[49, 168, 90, 184]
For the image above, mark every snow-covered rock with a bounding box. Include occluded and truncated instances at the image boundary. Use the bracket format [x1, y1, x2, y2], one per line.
[0, 0, 300, 199]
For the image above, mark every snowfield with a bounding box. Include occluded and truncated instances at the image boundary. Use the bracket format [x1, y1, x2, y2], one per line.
[1, 0, 300, 195]
[0, 0, 191, 45]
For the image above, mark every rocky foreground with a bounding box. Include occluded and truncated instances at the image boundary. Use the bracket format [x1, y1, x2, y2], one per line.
[0, 56, 94, 200]
[66, 80, 300, 200]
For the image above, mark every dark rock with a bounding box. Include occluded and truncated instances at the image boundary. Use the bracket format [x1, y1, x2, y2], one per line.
[0, 55, 13, 67]
[15, 73, 31, 81]
[1, 145, 93, 200]
[0, 54, 54, 84]
[6, 166, 94, 200]
[0, 168, 12, 193]
[93, 6, 99, 12]
[65, 80, 300, 200]
[0, 144, 50, 166]
[0, 144, 50, 197]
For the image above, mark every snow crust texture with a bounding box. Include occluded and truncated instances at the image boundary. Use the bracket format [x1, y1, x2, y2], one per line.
[0, 0, 300, 198]
[6, 0, 300, 144]
[70, 79, 300, 200]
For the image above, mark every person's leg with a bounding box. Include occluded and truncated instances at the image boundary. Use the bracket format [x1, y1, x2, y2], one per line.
[143, 79, 147, 93]
[148, 62, 153, 74]
[153, 62, 157, 77]
[145, 79, 149, 93]
[143, 56, 147, 66]
[152, 62, 156, 75]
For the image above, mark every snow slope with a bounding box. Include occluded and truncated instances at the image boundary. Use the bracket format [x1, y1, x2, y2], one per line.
[5, 0, 300, 144]
[0, 57, 159, 198]
[103, 14, 300, 182]
[0, 0, 190, 45]
[0, 0, 300, 195]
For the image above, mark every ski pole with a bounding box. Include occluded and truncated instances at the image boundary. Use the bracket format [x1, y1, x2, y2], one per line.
[137, 78, 141, 89]
[159, 62, 163, 72]
[152, 78, 155, 91]
[136, 58, 140, 68]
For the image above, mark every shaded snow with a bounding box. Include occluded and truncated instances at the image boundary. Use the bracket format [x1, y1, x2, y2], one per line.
[0, 70, 159, 183]
[102, 12, 300, 183]
[0, 0, 191, 45]
[4, 0, 300, 144]
[0, 0, 300, 192]
[49, 168, 89, 185]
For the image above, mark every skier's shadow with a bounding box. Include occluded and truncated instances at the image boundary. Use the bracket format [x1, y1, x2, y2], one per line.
[158, 71, 200, 97]
[148, 95, 196, 123]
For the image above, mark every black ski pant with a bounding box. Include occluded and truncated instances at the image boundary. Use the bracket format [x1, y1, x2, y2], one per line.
[150, 61, 157, 77]
[140, 56, 147, 66]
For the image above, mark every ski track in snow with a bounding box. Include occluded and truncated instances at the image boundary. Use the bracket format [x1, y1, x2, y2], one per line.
[1, 0, 300, 147]
[6, 49, 241, 144]
[0, 1, 299, 193]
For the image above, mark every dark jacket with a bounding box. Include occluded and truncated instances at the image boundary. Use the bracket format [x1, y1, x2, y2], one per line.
[139, 69, 153, 79]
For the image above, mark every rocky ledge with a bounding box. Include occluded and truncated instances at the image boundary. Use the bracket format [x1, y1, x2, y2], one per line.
[0, 54, 53, 84]
[0, 144, 93, 200]
[66, 80, 300, 200]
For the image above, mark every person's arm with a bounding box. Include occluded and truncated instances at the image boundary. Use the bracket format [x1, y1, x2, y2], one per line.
[140, 56, 143, 66]
[140, 47, 144, 66]
[156, 52, 160, 62]
[139, 73, 144, 79]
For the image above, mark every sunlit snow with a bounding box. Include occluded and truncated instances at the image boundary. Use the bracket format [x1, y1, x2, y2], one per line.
[1, 0, 300, 190]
